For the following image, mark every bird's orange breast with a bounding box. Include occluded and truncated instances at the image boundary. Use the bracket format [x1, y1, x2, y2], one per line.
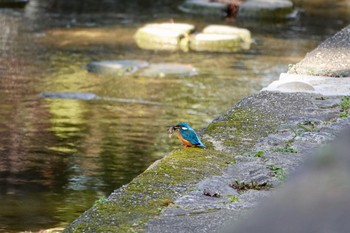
[176, 131, 194, 147]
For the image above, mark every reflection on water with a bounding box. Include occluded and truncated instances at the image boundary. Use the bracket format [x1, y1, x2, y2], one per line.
[0, 0, 349, 232]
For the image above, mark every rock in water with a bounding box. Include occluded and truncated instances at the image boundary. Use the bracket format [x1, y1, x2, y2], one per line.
[202, 25, 252, 49]
[238, 0, 294, 19]
[140, 63, 198, 78]
[134, 23, 195, 51]
[86, 60, 149, 76]
[190, 33, 242, 52]
[178, 0, 229, 16]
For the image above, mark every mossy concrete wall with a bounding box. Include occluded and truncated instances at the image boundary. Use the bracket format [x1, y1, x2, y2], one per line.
[64, 24, 350, 233]
[64, 148, 234, 232]
[64, 91, 350, 233]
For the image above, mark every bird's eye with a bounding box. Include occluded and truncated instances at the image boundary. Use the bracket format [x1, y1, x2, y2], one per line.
[181, 127, 188, 130]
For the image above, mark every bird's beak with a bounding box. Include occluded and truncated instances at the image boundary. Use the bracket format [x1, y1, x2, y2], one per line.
[168, 125, 180, 129]
[168, 125, 178, 138]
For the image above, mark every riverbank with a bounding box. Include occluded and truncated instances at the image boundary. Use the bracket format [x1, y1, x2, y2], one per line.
[64, 25, 350, 233]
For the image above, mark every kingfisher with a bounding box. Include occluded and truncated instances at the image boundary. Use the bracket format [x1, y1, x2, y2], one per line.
[168, 122, 206, 148]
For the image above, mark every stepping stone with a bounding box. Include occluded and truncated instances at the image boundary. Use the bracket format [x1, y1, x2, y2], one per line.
[134, 23, 195, 51]
[178, 0, 229, 16]
[86, 60, 149, 75]
[144, 23, 195, 32]
[134, 22, 252, 53]
[140, 63, 198, 78]
[189, 33, 242, 52]
[238, 0, 294, 19]
[202, 25, 252, 49]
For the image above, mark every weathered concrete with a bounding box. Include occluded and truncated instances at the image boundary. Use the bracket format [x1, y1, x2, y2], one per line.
[145, 23, 350, 232]
[288, 24, 350, 77]
[64, 24, 350, 233]
[64, 91, 350, 232]
[263, 24, 350, 95]
[146, 93, 349, 233]
[263, 73, 350, 95]
[222, 128, 350, 233]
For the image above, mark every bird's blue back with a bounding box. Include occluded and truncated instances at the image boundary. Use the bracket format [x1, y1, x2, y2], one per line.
[178, 123, 206, 148]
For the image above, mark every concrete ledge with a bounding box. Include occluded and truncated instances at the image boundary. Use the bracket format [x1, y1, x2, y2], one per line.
[263, 73, 350, 96]
[288, 25, 350, 77]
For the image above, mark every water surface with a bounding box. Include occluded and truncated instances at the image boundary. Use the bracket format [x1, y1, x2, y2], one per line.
[0, 0, 349, 231]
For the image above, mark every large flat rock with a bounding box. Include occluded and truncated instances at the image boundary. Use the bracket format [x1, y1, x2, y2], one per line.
[263, 73, 350, 95]
[288, 24, 350, 77]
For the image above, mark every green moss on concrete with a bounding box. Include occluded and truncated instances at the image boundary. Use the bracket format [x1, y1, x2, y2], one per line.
[206, 106, 279, 152]
[65, 148, 233, 233]
[338, 96, 350, 118]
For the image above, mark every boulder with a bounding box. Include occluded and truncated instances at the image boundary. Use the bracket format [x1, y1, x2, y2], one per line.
[202, 25, 252, 49]
[178, 0, 228, 16]
[140, 63, 198, 78]
[134, 23, 195, 51]
[134, 22, 252, 53]
[86, 60, 149, 76]
[238, 0, 294, 19]
[190, 33, 242, 52]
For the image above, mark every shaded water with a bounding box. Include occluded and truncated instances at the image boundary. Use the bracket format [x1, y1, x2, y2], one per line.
[0, 0, 349, 232]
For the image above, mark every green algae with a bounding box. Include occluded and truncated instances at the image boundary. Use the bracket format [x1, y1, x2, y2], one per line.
[242, 150, 264, 158]
[206, 106, 280, 152]
[226, 194, 240, 203]
[268, 165, 287, 181]
[340, 96, 350, 118]
[65, 148, 233, 232]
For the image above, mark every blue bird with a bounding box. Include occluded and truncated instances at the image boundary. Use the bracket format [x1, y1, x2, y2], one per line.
[169, 122, 206, 148]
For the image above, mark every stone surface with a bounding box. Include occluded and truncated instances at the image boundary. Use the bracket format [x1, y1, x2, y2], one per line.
[289, 24, 350, 77]
[146, 92, 350, 233]
[86, 60, 149, 76]
[134, 23, 195, 51]
[64, 24, 350, 233]
[145, 23, 195, 32]
[189, 33, 242, 52]
[202, 25, 251, 50]
[139, 63, 198, 78]
[238, 0, 294, 19]
[223, 128, 350, 233]
[178, 0, 228, 16]
[62, 92, 350, 232]
[263, 73, 350, 95]
[134, 22, 251, 53]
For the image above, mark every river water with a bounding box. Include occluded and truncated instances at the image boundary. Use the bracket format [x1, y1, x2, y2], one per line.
[0, 0, 349, 232]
